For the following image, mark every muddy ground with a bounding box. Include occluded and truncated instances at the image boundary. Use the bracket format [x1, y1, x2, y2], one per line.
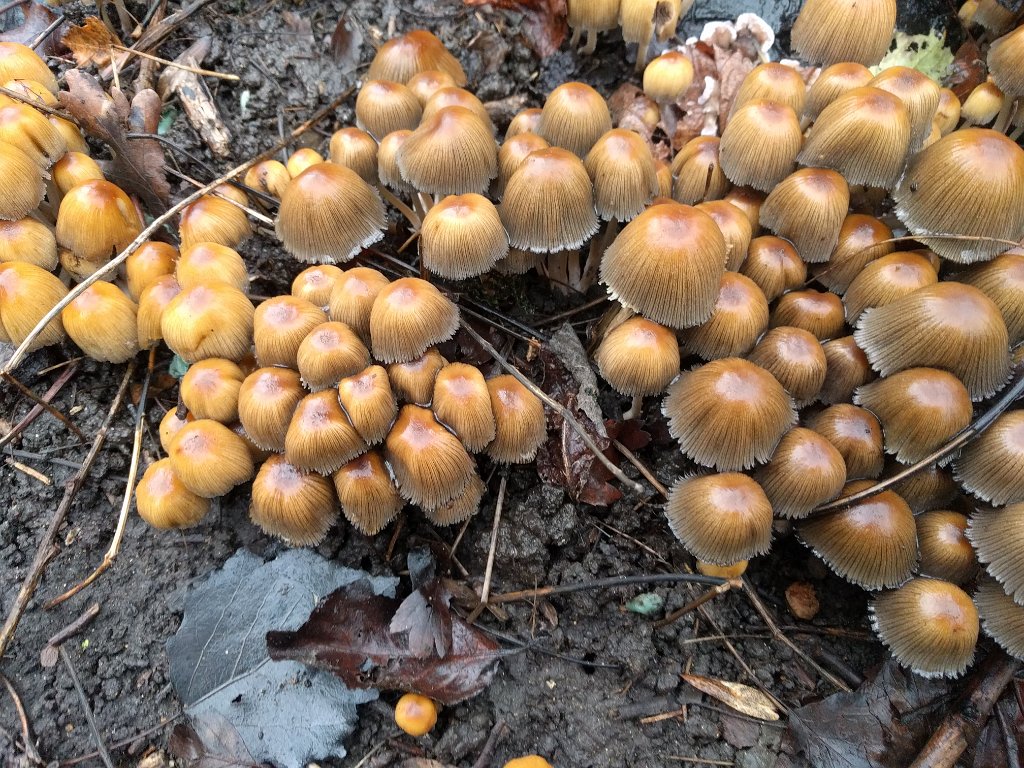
[0, 1, 967, 766]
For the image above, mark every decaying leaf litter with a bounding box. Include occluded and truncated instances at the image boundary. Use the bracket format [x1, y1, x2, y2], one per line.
[0, 0, 1021, 767]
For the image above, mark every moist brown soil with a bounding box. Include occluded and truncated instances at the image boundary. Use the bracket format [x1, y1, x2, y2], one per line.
[0, 1, 958, 766]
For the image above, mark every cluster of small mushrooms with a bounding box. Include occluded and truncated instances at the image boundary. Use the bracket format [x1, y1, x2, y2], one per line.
[1, 0, 1023, 682]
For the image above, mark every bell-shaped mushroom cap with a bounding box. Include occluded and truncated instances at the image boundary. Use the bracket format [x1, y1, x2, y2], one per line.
[584, 128, 659, 221]
[388, 348, 447, 405]
[890, 462, 957, 513]
[853, 368, 973, 465]
[355, 80, 422, 140]
[970, 503, 1024, 603]
[0, 259, 69, 350]
[291, 264, 345, 308]
[124, 241, 177, 301]
[397, 106, 497, 195]
[328, 266, 391, 342]
[791, 0, 896, 66]
[180, 358, 244, 424]
[369, 277, 459, 364]
[955, 411, 1024, 506]
[600, 202, 726, 329]
[421, 87, 496, 134]
[161, 283, 255, 363]
[595, 316, 680, 396]
[296, 321, 371, 392]
[245, 159, 291, 198]
[56, 179, 144, 267]
[487, 374, 547, 464]
[960, 81, 1004, 127]
[760, 168, 849, 264]
[377, 129, 414, 194]
[818, 335, 875, 405]
[805, 62, 873, 120]
[135, 458, 210, 530]
[754, 427, 846, 519]
[0, 141, 45, 221]
[665, 473, 773, 565]
[0, 217, 56, 270]
[868, 66, 941, 152]
[797, 480, 918, 589]
[719, 100, 802, 192]
[505, 108, 543, 139]
[538, 81, 613, 157]
[328, 128, 378, 185]
[814, 213, 894, 294]
[870, 578, 978, 679]
[385, 404, 476, 508]
[682, 272, 769, 360]
[671, 136, 730, 205]
[893, 128, 1024, 263]
[975, 574, 1024, 660]
[285, 389, 368, 474]
[0, 103, 66, 167]
[662, 358, 797, 471]
[770, 289, 845, 341]
[499, 146, 599, 253]
[695, 200, 752, 271]
[987, 25, 1024, 100]
[366, 29, 467, 85]
[843, 251, 938, 324]
[722, 186, 765, 230]
[337, 364, 398, 445]
[798, 87, 911, 189]
[807, 403, 885, 480]
[747, 326, 828, 404]
[250, 454, 338, 546]
[740, 235, 807, 302]
[934, 87, 961, 134]
[333, 450, 404, 535]
[276, 162, 386, 264]
[178, 186, 252, 251]
[854, 282, 1011, 401]
[238, 366, 305, 452]
[423, 473, 486, 526]
[169, 419, 255, 498]
[420, 193, 508, 279]
[59, 281, 139, 364]
[957, 252, 1024, 346]
[0, 42, 58, 92]
[916, 511, 978, 585]
[407, 69, 459, 105]
[643, 50, 695, 104]
[253, 295, 327, 369]
[286, 148, 324, 178]
[731, 62, 806, 115]
[433, 363, 496, 452]
[494, 132, 550, 200]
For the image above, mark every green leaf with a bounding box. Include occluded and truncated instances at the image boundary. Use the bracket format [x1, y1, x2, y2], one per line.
[158, 105, 177, 136]
[625, 593, 664, 615]
[871, 30, 954, 83]
[169, 354, 190, 380]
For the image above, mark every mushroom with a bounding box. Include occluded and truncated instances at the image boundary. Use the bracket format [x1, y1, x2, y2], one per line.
[420, 193, 508, 279]
[974, 574, 1024, 661]
[175, 242, 248, 292]
[333, 450, 404, 535]
[740, 235, 807, 302]
[695, 201, 752, 271]
[168, 418, 255, 498]
[746, 326, 828, 405]
[328, 266, 391, 343]
[566, 0, 621, 54]
[243, 160, 291, 198]
[954, 411, 1024, 506]
[867, 66, 941, 152]
[354, 80, 422, 140]
[386, 404, 477, 508]
[56, 179, 144, 279]
[328, 128, 378, 186]
[957, 252, 1024, 346]
[249, 453, 339, 546]
[394, 693, 439, 737]
[538, 81, 613, 157]
[178, 185, 252, 250]
[51, 151, 104, 196]
[388, 348, 447, 405]
[253, 295, 327, 369]
[681, 272, 769, 361]
[842, 251, 938, 324]
[179, 358, 245, 423]
[369, 277, 459, 363]
[753, 427, 846, 519]
[494, 132, 550, 200]
[0, 42, 58, 92]
[136, 275, 180, 350]
[295, 321, 371, 392]
[425, 473, 486, 525]
[285, 389, 367, 475]
[595, 315, 680, 419]
[803, 62, 872, 120]
[791, 0, 896, 66]
[719, 100, 802, 192]
[817, 335, 875, 405]
[916, 511, 977, 585]
[161, 282, 255, 363]
[813, 213, 894, 294]
[486, 375, 547, 464]
[771, 289, 845, 341]
[337, 365, 399, 445]
[0, 217, 57, 269]
[807, 403, 885, 480]
[124, 241, 178, 301]
[0, 261, 67, 350]
[432, 362, 496, 452]
[396, 106, 497, 196]
[0, 139, 45, 220]
[367, 29, 467, 86]
[731, 62, 806, 116]
[291, 264, 345, 308]
[671, 136, 730, 205]
[406, 69, 458, 105]
[238, 366, 305, 452]
[286, 148, 325, 177]
[0, 102, 66, 167]
[760, 168, 849, 264]
[135, 458, 210, 530]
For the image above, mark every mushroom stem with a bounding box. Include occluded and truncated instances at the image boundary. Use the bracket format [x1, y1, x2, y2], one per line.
[581, 218, 619, 292]
[992, 96, 1018, 134]
[624, 394, 644, 421]
[416, 191, 435, 215]
[378, 185, 420, 229]
[582, 29, 598, 55]
[659, 104, 678, 139]
[570, 27, 582, 47]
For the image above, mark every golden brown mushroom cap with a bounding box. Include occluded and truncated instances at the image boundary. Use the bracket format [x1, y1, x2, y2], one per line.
[682, 272, 769, 360]
[955, 411, 1024, 506]
[368, 277, 459, 364]
[486, 375, 547, 464]
[538, 81, 613, 157]
[753, 427, 846, 519]
[169, 419, 255, 498]
[333, 450, 404, 535]
[385, 404, 476, 508]
[719, 100, 802, 192]
[135, 458, 210, 530]
[974, 574, 1024, 660]
[367, 29, 467, 86]
[250, 453, 339, 546]
[916, 511, 977, 585]
[595, 316, 680, 396]
[238, 366, 305, 452]
[791, 0, 896, 66]
[397, 106, 497, 196]
[807, 403, 885, 480]
[420, 193, 508, 279]
[60, 281, 139, 364]
[760, 167, 849, 264]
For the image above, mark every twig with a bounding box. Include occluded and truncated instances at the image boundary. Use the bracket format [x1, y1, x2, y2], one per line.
[613, 439, 668, 497]
[909, 650, 1020, 768]
[537, 296, 609, 326]
[112, 43, 239, 79]
[478, 474, 506, 607]
[7, 458, 51, 484]
[1, 88, 355, 375]
[652, 580, 737, 629]
[488, 572, 726, 605]
[0, 673, 42, 765]
[29, 13, 63, 50]
[58, 713, 183, 767]
[459, 321, 644, 495]
[2, 372, 85, 441]
[45, 348, 155, 608]
[741, 579, 851, 693]
[470, 719, 509, 768]
[0, 361, 81, 450]
[0, 85, 71, 118]
[807, 369, 1024, 517]
[46, 603, 101, 649]
[0, 363, 134, 658]
[59, 646, 115, 768]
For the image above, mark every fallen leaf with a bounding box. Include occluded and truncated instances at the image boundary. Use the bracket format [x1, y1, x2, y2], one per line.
[329, 13, 363, 71]
[785, 660, 952, 768]
[948, 39, 986, 101]
[62, 17, 127, 69]
[281, 11, 313, 40]
[608, 83, 659, 146]
[682, 673, 781, 721]
[168, 713, 261, 768]
[166, 549, 397, 768]
[267, 575, 505, 704]
[59, 70, 170, 213]
[463, 0, 568, 58]
[785, 581, 820, 621]
[389, 547, 453, 658]
[0, 3, 59, 53]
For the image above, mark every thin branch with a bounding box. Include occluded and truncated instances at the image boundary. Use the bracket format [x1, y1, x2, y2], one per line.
[0, 85, 71, 118]
[488, 572, 727, 605]
[0, 362, 134, 657]
[59, 647, 115, 768]
[111, 44, 239, 79]
[459, 320, 645, 494]
[652, 581, 736, 629]
[0, 361, 81, 450]
[1, 87, 354, 376]
[0, 673, 42, 766]
[478, 474, 507, 606]
[2, 372, 85, 441]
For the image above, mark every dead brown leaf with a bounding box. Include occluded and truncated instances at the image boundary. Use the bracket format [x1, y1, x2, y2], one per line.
[682, 673, 781, 721]
[948, 39, 986, 101]
[59, 69, 170, 214]
[0, 2, 59, 53]
[463, 0, 567, 58]
[329, 13, 363, 72]
[785, 581, 820, 621]
[62, 16, 127, 69]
